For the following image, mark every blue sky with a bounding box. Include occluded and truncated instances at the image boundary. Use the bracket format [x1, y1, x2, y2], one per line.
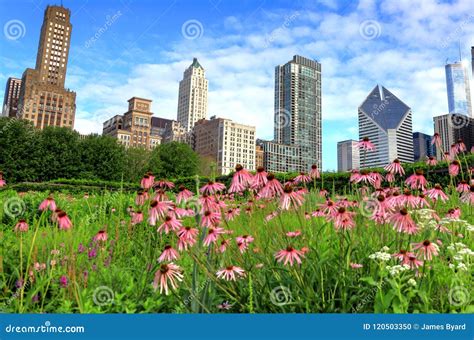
[1, 0, 473, 171]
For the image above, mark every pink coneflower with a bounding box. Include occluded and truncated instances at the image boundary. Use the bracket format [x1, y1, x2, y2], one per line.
[443, 151, 452, 162]
[158, 245, 179, 262]
[286, 230, 301, 238]
[332, 207, 355, 231]
[218, 239, 230, 253]
[236, 235, 254, 245]
[449, 160, 460, 177]
[201, 210, 221, 228]
[385, 172, 395, 183]
[450, 144, 459, 157]
[258, 173, 284, 198]
[310, 164, 320, 179]
[455, 139, 467, 153]
[446, 207, 461, 219]
[426, 156, 437, 166]
[384, 159, 405, 176]
[14, 219, 29, 232]
[203, 227, 225, 246]
[412, 240, 439, 261]
[57, 211, 72, 230]
[39, 196, 56, 211]
[424, 184, 449, 202]
[225, 208, 240, 221]
[416, 193, 430, 208]
[177, 226, 198, 251]
[0, 172, 5, 187]
[357, 137, 375, 151]
[237, 241, 248, 253]
[293, 172, 311, 184]
[131, 211, 144, 225]
[460, 185, 474, 205]
[153, 263, 183, 295]
[275, 246, 305, 266]
[200, 181, 226, 195]
[280, 185, 304, 210]
[350, 263, 363, 269]
[94, 230, 108, 242]
[431, 133, 442, 148]
[136, 191, 147, 206]
[265, 211, 279, 222]
[140, 174, 153, 190]
[319, 189, 328, 198]
[405, 170, 427, 190]
[390, 208, 418, 235]
[154, 179, 175, 190]
[392, 249, 415, 265]
[216, 265, 246, 281]
[176, 185, 193, 204]
[456, 180, 470, 193]
[157, 215, 182, 234]
[407, 255, 423, 269]
[153, 189, 168, 202]
[321, 200, 338, 216]
[148, 200, 172, 226]
[251, 166, 268, 190]
[59, 275, 68, 288]
[229, 164, 253, 193]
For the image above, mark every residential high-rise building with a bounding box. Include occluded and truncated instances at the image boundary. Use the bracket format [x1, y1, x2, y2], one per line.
[433, 113, 474, 159]
[471, 46, 473, 77]
[102, 97, 161, 149]
[358, 85, 414, 168]
[413, 132, 436, 162]
[269, 55, 322, 172]
[177, 58, 208, 132]
[445, 61, 472, 117]
[337, 140, 360, 172]
[193, 116, 256, 175]
[2, 77, 22, 117]
[17, 5, 76, 129]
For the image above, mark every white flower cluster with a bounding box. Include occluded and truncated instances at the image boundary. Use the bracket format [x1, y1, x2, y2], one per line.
[447, 242, 473, 272]
[407, 278, 417, 287]
[386, 264, 410, 276]
[369, 247, 391, 262]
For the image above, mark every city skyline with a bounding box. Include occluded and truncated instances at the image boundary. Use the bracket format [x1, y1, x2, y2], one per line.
[1, 0, 474, 170]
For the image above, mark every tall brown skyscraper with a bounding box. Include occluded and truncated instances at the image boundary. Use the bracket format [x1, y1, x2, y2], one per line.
[17, 5, 76, 129]
[2, 77, 22, 118]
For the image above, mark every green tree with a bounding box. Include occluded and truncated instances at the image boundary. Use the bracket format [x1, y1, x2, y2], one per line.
[0, 117, 39, 182]
[149, 142, 199, 178]
[36, 127, 81, 181]
[123, 146, 151, 183]
[78, 134, 126, 181]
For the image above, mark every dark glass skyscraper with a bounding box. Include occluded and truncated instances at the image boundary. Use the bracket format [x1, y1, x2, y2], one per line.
[274, 55, 322, 170]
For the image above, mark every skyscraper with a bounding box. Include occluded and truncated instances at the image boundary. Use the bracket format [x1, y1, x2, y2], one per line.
[177, 58, 208, 132]
[337, 140, 360, 172]
[471, 46, 473, 77]
[273, 55, 322, 171]
[2, 77, 22, 117]
[413, 132, 435, 161]
[358, 85, 414, 168]
[445, 61, 472, 117]
[433, 113, 474, 159]
[17, 5, 76, 129]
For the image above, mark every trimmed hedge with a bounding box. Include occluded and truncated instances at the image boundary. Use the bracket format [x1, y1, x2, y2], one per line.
[1, 154, 472, 194]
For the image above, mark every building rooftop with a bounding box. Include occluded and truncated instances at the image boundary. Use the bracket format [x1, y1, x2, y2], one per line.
[191, 57, 203, 69]
[359, 85, 411, 131]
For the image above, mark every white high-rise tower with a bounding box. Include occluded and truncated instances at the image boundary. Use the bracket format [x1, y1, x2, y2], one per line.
[177, 58, 208, 131]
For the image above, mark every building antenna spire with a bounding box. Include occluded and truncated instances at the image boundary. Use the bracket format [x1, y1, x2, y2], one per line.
[458, 40, 462, 62]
